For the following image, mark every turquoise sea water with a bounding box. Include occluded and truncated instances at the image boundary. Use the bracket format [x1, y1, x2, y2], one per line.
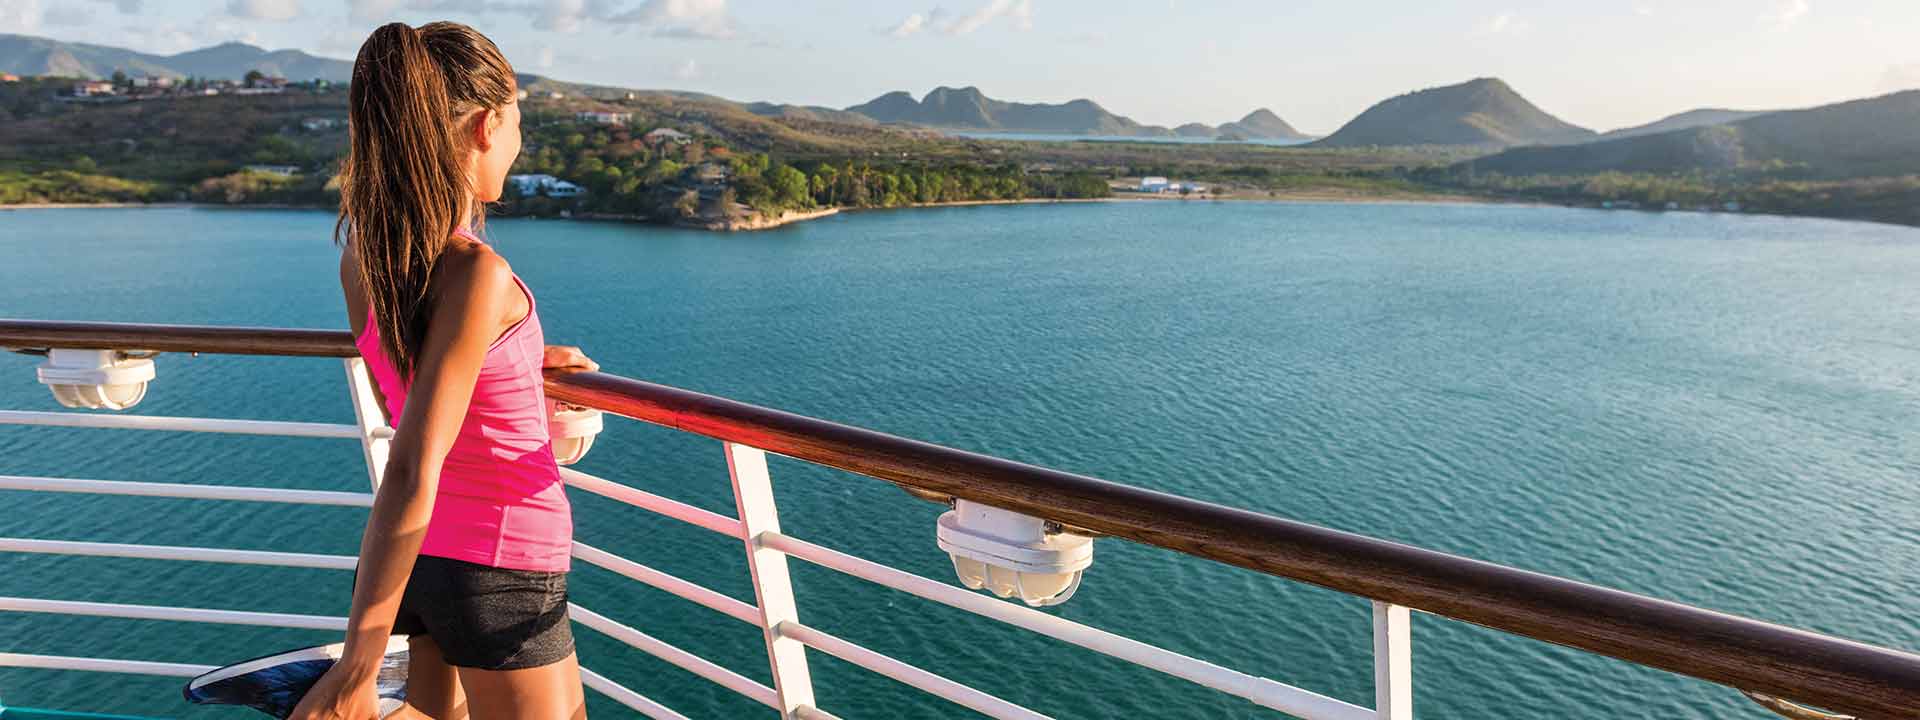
[1, 203, 1916, 719]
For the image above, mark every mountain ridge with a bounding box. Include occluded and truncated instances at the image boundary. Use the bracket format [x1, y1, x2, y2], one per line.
[1464, 90, 1920, 178]
[845, 86, 1311, 140]
[1313, 78, 1595, 148]
[0, 33, 352, 81]
[846, 85, 1174, 136]
[1597, 108, 1776, 141]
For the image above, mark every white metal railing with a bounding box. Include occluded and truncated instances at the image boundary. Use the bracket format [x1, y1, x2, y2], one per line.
[0, 356, 1411, 719]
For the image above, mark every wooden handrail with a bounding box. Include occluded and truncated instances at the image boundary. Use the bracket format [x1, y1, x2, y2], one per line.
[4, 319, 1917, 718]
[0, 320, 357, 357]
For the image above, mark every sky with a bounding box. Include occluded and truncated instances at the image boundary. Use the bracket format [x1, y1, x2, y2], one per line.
[4, 0, 1920, 134]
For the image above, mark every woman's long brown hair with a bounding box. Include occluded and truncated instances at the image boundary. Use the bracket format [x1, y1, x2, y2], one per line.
[336, 21, 515, 379]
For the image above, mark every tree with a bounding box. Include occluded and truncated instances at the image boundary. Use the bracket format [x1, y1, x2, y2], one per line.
[673, 189, 699, 219]
[111, 70, 128, 87]
[769, 165, 809, 208]
[243, 69, 265, 87]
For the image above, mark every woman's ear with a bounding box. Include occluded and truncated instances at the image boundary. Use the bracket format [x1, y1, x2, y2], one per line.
[470, 108, 495, 152]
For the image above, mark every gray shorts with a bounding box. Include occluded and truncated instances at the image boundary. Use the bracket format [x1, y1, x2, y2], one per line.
[353, 554, 574, 670]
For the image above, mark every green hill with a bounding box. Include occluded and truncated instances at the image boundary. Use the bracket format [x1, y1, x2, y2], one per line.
[1597, 108, 1774, 141]
[1465, 90, 1920, 178]
[1312, 78, 1595, 148]
[1218, 109, 1312, 140]
[0, 34, 350, 81]
[846, 86, 1175, 136]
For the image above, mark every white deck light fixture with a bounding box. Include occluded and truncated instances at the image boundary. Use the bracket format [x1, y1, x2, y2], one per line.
[937, 499, 1094, 607]
[548, 399, 603, 465]
[36, 349, 156, 410]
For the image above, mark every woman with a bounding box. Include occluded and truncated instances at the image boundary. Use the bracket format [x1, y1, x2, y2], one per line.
[303, 21, 594, 720]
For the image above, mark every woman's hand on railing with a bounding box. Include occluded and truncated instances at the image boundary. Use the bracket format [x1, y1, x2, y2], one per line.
[542, 345, 598, 372]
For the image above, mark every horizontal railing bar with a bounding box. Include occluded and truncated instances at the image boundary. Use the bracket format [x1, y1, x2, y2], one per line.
[571, 542, 759, 625]
[0, 652, 215, 678]
[0, 319, 357, 357]
[559, 468, 744, 538]
[578, 666, 695, 720]
[0, 474, 374, 507]
[5, 320, 1916, 717]
[568, 603, 780, 710]
[0, 596, 346, 631]
[760, 532, 1372, 720]
[778, 622, 1051, 720]
[540, 370, 1920, 719]
[0, 410, 374, 439]
[0, 538, 358, 570]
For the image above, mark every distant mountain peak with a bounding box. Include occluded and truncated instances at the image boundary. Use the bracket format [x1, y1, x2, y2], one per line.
[848, 85, 1161, 136]
[1313, 77, 1594, 148]
[1218, 108, 1311, 140]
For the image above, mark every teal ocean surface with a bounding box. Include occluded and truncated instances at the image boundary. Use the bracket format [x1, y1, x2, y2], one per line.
[1, 203, 1916, 719]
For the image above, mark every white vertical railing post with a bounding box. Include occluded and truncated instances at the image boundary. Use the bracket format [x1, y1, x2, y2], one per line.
[342, 358, 391, 491]
[727, 442, 816, 718]
[1372, 601, 1412, 720]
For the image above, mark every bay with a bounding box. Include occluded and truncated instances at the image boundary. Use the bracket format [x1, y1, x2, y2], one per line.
[1, 202, 1916, 719]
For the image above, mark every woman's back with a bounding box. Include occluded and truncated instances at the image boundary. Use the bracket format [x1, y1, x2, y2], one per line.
[349, 229, 572, 573]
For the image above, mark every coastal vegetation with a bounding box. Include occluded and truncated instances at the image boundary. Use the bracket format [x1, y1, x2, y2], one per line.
[5, 34, 1920, 228]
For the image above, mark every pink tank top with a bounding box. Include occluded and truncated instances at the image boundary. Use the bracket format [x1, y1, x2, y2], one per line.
[353, 229, 572, 573]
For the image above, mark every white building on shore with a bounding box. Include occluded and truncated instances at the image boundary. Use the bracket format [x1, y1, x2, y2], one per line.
[508, 174, 585, 199]
[576, 111, 633, 125]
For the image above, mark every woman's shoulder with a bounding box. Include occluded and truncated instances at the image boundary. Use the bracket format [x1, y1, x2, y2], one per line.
[431, 239, 528, 338]
[432, 240, 517, 303]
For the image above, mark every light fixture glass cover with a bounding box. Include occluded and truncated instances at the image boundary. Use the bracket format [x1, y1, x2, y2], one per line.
[936, 499, 1093, 606]
[37, 348, 155, 410]
[548, 399, 603, 465]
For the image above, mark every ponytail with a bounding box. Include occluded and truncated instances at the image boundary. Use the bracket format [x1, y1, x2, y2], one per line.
[335, 21, 515, 379]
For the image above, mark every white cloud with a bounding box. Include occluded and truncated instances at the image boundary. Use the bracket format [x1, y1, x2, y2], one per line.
[345, 0, 507, 24]
[1632, 4, 1654, 17]
[885, 12, 927, 37]
[536, 44, 555, 68]
[346, 0, 403, 22]
[532, 0, 586, 32]
[338, 0, 734, 39]
[228, 0, 302, 21]
[673, 57, 697, 79]
[1881, 64, 1920, 93]
[947, 0, 1030, 34]
[1763, 0, 1809, 30]
[0, 0, 41, 33]
[1479, 12, 1529, 35]
[612, 0, 733, 38]
[887, 1, 1031, 38]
